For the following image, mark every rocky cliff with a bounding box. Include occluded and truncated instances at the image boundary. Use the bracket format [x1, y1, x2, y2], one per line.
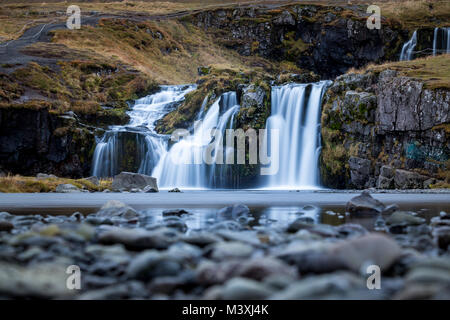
[189, 5, 406, 78]
[0, 107, 96, 177]
[320, 69, 449, 189]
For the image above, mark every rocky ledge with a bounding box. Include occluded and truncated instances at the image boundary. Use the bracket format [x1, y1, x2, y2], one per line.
[0, 192, 449, 299]
[321, 69, 449, 189]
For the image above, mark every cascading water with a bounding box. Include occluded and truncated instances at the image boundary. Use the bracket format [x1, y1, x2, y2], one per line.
[91, 85, 196, 177]
[264, 81, 331, 189]
[400, 30, 417, 61]
[433, 27, 450, 55]
[92, 80, 332, 190]
[151, 92, 241, 189]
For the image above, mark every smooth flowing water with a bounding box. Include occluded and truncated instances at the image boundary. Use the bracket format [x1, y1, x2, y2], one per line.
[433, 27, 450, 56]
[152, 92, 241, 189]
[400, 30, 417, 61]
[91, 85, 196, 177]
[264, 81, 331, 189]
[92, 81, 332, 189]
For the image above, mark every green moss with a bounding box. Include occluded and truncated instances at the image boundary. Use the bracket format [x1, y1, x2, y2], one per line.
[281, 31, 310, 61]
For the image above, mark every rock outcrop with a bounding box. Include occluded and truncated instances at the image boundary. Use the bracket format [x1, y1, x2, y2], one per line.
[321, 70, 449, 189]
[0, 107, 95, 177]
[189, 5, 406, 78]
[111, 172, 159, 192]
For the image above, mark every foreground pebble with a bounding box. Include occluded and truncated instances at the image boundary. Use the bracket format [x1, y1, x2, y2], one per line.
[0, 192, 448, 300]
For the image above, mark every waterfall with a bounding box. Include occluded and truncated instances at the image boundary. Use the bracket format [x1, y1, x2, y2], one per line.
[433, 27, 450, 55]
[151, 92, 241, 189]
[91, 80, 332, 190]
[400, 30, 417, 61]
[264, 81, 331, 189]
[91, 85, 196, 177]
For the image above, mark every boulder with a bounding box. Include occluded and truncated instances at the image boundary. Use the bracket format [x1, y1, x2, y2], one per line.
[394, 169, 428, 189]
[330, 233, 402, 273]
[0, 220, 13, 232]
[162, 209, 190, 217]
[377, 175, 394, 189]
[143, 185, 158, 193]
[98, 227, 176, 250]
[0, 262, 75, 298]
[111, 172, 158, 192]
[386, 211, 426, 226]
[126, 250, 182, 281]
[348, 156, 372, 188]
[270, 271, 364, 299]
[96, 200, 139, 219]
[36, 173, 57, 180]
[433, 227, 450, 250]
[84, 176, 100, 186]
[55, 184, 81, 193]
[221, 277, 273, 300]
[217, 204, 250, 219]
[345, 191, 385, 215]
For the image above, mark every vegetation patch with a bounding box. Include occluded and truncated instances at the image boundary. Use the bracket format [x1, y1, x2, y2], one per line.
[0, 175, 112, 193]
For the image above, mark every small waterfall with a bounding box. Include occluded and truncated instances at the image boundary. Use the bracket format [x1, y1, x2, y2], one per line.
[264, 81, 331, 189]
[151, 92, 241, 189]
[433, 27, 450, 55]
[91, 85, 196, 177]
[400, 30, 417, 61]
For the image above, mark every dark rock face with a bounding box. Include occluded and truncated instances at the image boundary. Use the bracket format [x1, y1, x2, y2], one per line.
[0, 107, 95, 177]
[190, 5, 406, 79]
[321, 70, 449, 189]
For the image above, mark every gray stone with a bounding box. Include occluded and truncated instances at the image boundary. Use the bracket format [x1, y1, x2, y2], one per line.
[376, 175, 394, 189]
[126, 250, 182, 281]
[55, 183, 81, 193]
[36, 173, 57, 180]
[0, 262, 75, 298]
[241, 85, 266, 110]
[232, 257, 297, 281]
[380, 165, 394, 178]
[162, 209, 190, 217]
[111, 172, 158, 192]
[217, 204, 250, 219]
[98, 227, 177, 250]
[84, 176, 99, 186]
[433, 227, 450, 250]
[0, 220, 13, 232]
[78, 281, 148, 300]
[386, 211, 426, 226]
[330, 233, 402, 273]
[144, 185, 158, 193]
[168, 187, 181, 193]
[96, 200, 139, 219]
[394, 169, 428, 189]
[345, 191, 385, 216]
[270, 271, 364, 299]
[209, 241, 253, 261]
[349, 156, 372, 189]
[221, 277, 273, 300]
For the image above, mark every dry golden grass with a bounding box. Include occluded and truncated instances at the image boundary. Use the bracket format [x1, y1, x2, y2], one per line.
[347, 54, 450, 89]
[0, 175, 112, 193]
[51, 18, 276, 84]
[375, 0, 450, 28]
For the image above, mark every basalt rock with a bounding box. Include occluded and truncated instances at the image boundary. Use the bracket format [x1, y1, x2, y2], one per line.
[111, 172, 159, 192]
[321, 70, 449, 189]
[0, 107, 95, 177]
[190, 5, 406, 79]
